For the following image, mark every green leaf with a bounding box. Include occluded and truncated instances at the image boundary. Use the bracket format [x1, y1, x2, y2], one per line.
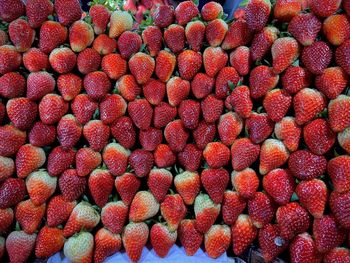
[192, 0, 199, 6]
[239, 0, 249, 7]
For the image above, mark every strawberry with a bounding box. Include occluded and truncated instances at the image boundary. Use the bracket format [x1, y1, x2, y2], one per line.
[143, 79, 166, 106]
[203, 142, 230, 168]
[138, 128, 162, 151]
[93, 34, 117, 55]
[160, 194, 186, 231]
[288, 13, 322, 46]
[201, 1, 223, 21]
[148, 168, 173, 202]
[49, 47, 77, 74]
[63, 232, 94, 263]
[118, 31, 142, 60]
[259, 224, 288, 262]
[174, 171, 200, 205]
[289, 233, 321, 263]
[83, 120, 110, 152]
[301, 41, 332, 74]
[89, 169, 114, 207]
[203, 46, 228, 77]
[205, 19, 228, 47]
[272, 37, 299, 74]
[263, 169, 295, 206]
[245, 0, 271, 32]
[77, 48, 101, 75]
[222, 191, 246, 225]
[231, 168, 259, 199]
[57, 114, 82, 149]
[164, 24, 186, 53]
[59, 169, 86, 202]
[0, 156, 15, 181]
[142, 26, 162, 56]
[76, 148, 102, 177]
[47, 146, 75, 177]
[46, 195, 76, 227]
[115, 75, 141, 102]
[63, 201, 100, 237]
[179, 219, 203, 256]
[150, 223, 177, 258]
[90, 4, 111, 35]
[39, 21, 68, 54]
[263, 89, 292, 122]
[26, 170, 57, 206]
[273, 0, 302, 21]
[323, 14, 350, 46]
[281, 66, 311, 94]
[178, 99, 200, 130]
[7, 97, 38, 131]
[0, 0, 25, 22]
[249, 65, 279, 99]
[178, 144, 202, 172]
[201, 94, 224, 123]
[166, 76, 190, 107]
[84, 71, 111, 101]
[225, 85, 253, 119]
[39, 94, 68, 125]
[345, 0, 350, 16]
[164, 120, 189, 152]
[0, 208, 13, 233]
[335, 39, 350, 74]
[129, 149, 154, 177]
[129, 191, 159, 222]
[222, 20, 253, 50]
[57, 73, 82, 102]
[71, 94, 98, 125]
[94, 228, 121, 263]
[201, 168, 229, 204]
[0, 29, 7, 46]
[154, 144, 177, 168]
[324, 247, 350, 263]
[0, 45, 21, 75]
[153, 102, 177, 128]
[259, 138, 289, 175]
[9, 18, 35, 52]
[109, 10, 133, 38]
[35, 226, 64, 259]
[248, 192, 276, 229]
[15, 144, 45, 179]
[293, 88, 326, 125]
[328, 155, 350, 193]
[230, 46, 251, 76]
[250, 26, 279, 61]
[26, 71, 55, 101]
[191, 73, 214, 100]
[185, 20, 205, 52]
[15, 199, 45, 234]
[205, 224, 231, 259]
[152, 5, 175, 28]
[6, 231, 36, 263]
[215, 67, 240, 99]
[231, 138, 260, 171]
[0, 102, 4, 125]
[338, 127, 350, 154]
[309, 0, 341, 17]
[330, 191, 350, 229]
[69, 20, 94, 52]
[101, 201, 128, 234]
[129, 52, 155, 85]
[328, 95, 350, 132]
[245, 112, 274, 144]
[122, 222, 149, 263]
[54, 0, 82, 25]
[155, 50, 176, 82]
[115, 173, 141, 205]
[0, 72, 26, 99]
[177, 50, 202, 80]
[315, 67, 348, 100]
[231, 214, 258, 255]
[103, 143, 130, 176]
[276, 202, 310, 240]
[110, 116, 136, 149]
[175, 0, 199, 25]
[128, 98, 153, 130]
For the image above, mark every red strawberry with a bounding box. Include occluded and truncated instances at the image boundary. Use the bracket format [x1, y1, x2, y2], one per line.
[272, 37, 299, 74]
[245, 112, 274, 144]
[153, 102, 177, 128]
[63, 232, 94, 263]
[93, 34, 117, 55]
[103, 143, 130, 176]
[75, 147, 102, 177]
[215, 67, 240, 99]
[26, 170, 57, 206]
[155, 50, 176, 82]
[39, 21, 68, 54]
[315, 67, 348, 100]
[115, 75, 141, 102]
[57, 114, 82, 149]
[84, 71, 111, 101]
[309, 0, 341, 17]
[178, 99, 201, 130]
[263, 169, 295, 206]
[230, 46, 251, 76]
[231, 168, 260, 199]
[0, 72, 26, 99]
[148, 168, 172, 202]
[9, 18, 35, 52]
[57, 73, 82, 101]
[6, 231, 36, 263]
[328, 155, 350, 193]
[142, 26, 162, 56]
[338, 127, 350, 154]
[129, 149, 154, 178]
[27, 71, 55, 101]
[0, 156, 15, 181]
[164, 24, 186, 54]
[289, 233, 321, 263]
[6, 97, 38, 131]
[0, 45, 21, 75]
[69, 20, 94, 52]
[345, 0, 350, 16]
[276, 202, 310, 240]
[335, 39, 350, 74]
[83, 120, 110, 152]
[152, 5, 175, 28]
[118, 31, 142, 60]
[160, 194, 187, 231]
[177, 50, 202, 80]
[203, 142, 230, 168]
[16, 144, 45, 178]
[143, 79, 165, 106]
[178, 144, 202, 172]
[166, 76, 190, 107]
[201, 1, 223, 21]
[293, 88, 326, 125]
[94, 228, 121, 263]
[231, 214, 258, 255]
[330, 191, 350, 229]
[248, 192, 275, 228]
[185, 20, 205, 52]
[0, 208, 13, 233]
[203, 46, 228, 77]
[201, 168, 229, 204]
[301, 41, 332, 74]
[15, 199, 45, 234]
[273, 0, 302, 21]
[77, 48, 101, 75]
[164, 120, 189, 152]
[71, 94, 98, 125]
[174, 171, 200, 205]
[175, 0, 199, 25]
[222, 20, 253, 50]
[109, 10, 133, 38]
[201, 94, 224, 123]
[259, 138, 289, 175]
[323, 14, 350, 46]
[205, 224, 231, 259]
[49, 47, 77, 74]
[324, 247, 350, 263]
[205, 19, 228, 47]
[150, 223, 177, 258]
[128, 98, 153, 130]
[289, 13, 322, 46]
[122, 222, 149, 263]
[0, 178, 25, 209]
[101, 201, 128, 234]
[114, 172, 140, 205]
[46, 195, 76, 227]
[139, 127, 162, 151]
[179, 219, 203, 256]
[90, 4, 111, 35]
[154, 144, 177, 168]
[54, 0, 82, 26]
[259, 224, 288, 262]
[35, 226, 64, 259]
[250, 65, 279, 99]
[263, 89, 292, 122]
[0, 0, 25, 22]
[281, 66, 311, 94]
[191, 73, 214, 99]
[225, 85, 253, 119]
[89, 169, 114, 207]
[0, 102, 4, 125]
[47, 146, 75, 177]
[245, 0, 271, 32]
[110, 116, 136, 149]
[250, 26, 279, 61]
[59, 169, 86, 202]
[231, 138, 260, 171]
[39, 94, 68, 125]
[222, 191, 246, 225]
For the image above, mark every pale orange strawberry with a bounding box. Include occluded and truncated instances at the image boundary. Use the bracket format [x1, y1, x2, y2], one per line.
[205, 224, 231, 259]
[15, 199, 45, 234]
[101, 201, 128, 234]
[155, 50, 176, 82]
[150, 223, 177, 258]
[166, 77, 191, 107]
[185, 20, 205, 52]
[273, 0, 302, 21]
[129, 191, 159, 222]
[222, 20, 253, 50]
[194, 193, 221, 233]
[179, 219, 203, 256]
[35, 226, 65, 259]
[122, 222, 149, 263]
[231, 168, 259, 199]
[174, 171, 200, 205]
[26, 170, 57, 206]
[231, 214, 258, 255]
[275, 116, 302, 152]
[103, 143, 130, 176]
[203, 46, 228, 77]
[259, 139, 289, 175]
[69, 20, 94, 52]
[323, 14, 350, 46]
[64, 232, 94, 263]
[109, 10, 133, 38]
[94, 228, 121, 263]
[101, 53, 127, 80]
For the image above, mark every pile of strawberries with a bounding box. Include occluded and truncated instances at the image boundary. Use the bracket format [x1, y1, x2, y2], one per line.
[0, 0, 350, 262]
